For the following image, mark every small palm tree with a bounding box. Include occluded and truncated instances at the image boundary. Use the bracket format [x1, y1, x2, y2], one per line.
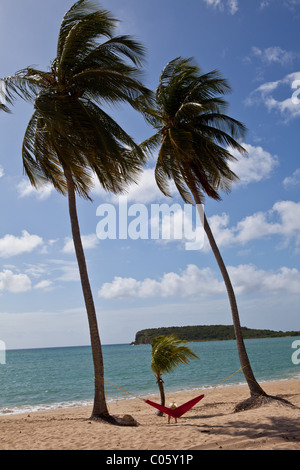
[151, 334, 199, 416]
[140, 57, 270, 410]
[2, 0, 151, 422]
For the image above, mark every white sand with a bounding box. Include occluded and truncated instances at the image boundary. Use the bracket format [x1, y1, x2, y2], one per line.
[0, 379, 299, 450]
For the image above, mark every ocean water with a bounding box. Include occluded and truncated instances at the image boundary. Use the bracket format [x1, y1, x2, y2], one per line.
[0, 337, 299, 415]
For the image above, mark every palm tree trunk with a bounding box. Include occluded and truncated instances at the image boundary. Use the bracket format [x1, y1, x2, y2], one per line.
[64, 167, 110, 420]
[191, 190, 265, 398]
[156, 375, 165, 416]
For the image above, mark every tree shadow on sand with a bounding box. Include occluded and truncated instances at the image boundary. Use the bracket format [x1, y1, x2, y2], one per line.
[186, 391, 299, 420]
[195, 415, 300, 443]
[180, 395, 300, 445]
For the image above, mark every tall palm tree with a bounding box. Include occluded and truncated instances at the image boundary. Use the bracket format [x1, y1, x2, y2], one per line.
[151, 334, 199, 415]
[140, 57, 269, 410]
[2, 0, 151, 422]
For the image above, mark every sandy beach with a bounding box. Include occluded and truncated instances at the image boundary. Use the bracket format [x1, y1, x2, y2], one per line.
[0, 379, 299, 451]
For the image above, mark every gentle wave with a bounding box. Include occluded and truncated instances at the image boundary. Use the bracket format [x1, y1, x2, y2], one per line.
[1, 376, 299, 416]
[0, 399, 93, 416]
[1, 338, 299, 415]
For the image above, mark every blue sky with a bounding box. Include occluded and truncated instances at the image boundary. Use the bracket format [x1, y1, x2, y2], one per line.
[0, 0, 299, 349]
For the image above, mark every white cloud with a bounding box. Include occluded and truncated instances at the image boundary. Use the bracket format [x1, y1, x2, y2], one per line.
[50, 260, 80, 282]
[0, 269, 31, 293]
[93, 144, 278, 206]
[250, 46, 299, 66]
[92, 167, 177, 204]
[203, 0, 223, 9]
[260, 0, 300, 9]
[208, 200, 300, 249]
[99, 264, 224, 299]
[62, 233, 99, 254]
[260, 0, 271, 8]
[0, 166, 4, 178]
[98, 263, 300, 299]
[283, 168, 300, 188]
[230, 143, 279, 185]
[203, 0, 239, 14]
[273, 200, 300, 242]
[94, 143, 278, 204]
[97, 196, 300, 252]
[229, 265, 300, 295]
[17, 179, 54, 200]
[24, 263, 47, 278]
[0, 231, 43, 258]
[120, 168, 176, 204]
[207, 213, 233, 248]
[34, 280, 53, 290]
[246, 71, 300, 121]
[228, 0, 238, 14]
[283, 0, 300, 9]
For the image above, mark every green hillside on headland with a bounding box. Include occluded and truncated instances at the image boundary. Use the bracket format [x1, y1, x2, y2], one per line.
[132, 325, 300, 345]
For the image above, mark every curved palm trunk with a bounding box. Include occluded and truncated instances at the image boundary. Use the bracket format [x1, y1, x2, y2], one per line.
[156, 375, 165, 416]
[191, 190, 265, 398]
[64, 168, 110, 420]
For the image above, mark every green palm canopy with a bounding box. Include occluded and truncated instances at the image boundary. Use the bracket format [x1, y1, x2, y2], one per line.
[140, 57, 246, 205]
[4, 0, 151, 197]
[151, 334, 199, 376]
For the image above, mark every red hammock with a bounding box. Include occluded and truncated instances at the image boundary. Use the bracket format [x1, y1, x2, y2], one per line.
[145, 394, 204, 418]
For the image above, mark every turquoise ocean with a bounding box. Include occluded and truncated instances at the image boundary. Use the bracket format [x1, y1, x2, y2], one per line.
[0, 336, 299, 415]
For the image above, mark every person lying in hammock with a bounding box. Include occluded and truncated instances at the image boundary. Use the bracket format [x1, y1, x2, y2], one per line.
[145, 394, 204, 422]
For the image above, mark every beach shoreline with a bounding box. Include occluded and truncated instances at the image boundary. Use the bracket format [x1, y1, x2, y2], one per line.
[0, 375, 297, 417]
[0, 378, 299, 450]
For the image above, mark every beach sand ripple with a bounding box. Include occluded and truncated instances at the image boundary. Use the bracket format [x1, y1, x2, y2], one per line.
[0, 379, 299, 450]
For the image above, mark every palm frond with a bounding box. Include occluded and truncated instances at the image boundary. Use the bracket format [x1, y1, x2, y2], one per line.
[22, 111, 67, 193]
[71, 64, 151, 111]
[151, 334, 199, 376]
[196, 113, 247, 141]
[56, 0, 114, 66]
[3, 1, 150, 202]
[140, 131, 162, 154]
[175, 102, 203, 122]
[75, 35, 146, 74]
[1, 71, 41, 104]
[154, 157, 172, 198]
[57, 6, 120, 80]
[139, 56, 248, 203]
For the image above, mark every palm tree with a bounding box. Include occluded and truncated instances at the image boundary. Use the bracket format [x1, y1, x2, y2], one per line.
[2, 0, 151, 422]
[151, 334, 199, 416]
[140, 57, 271, 410]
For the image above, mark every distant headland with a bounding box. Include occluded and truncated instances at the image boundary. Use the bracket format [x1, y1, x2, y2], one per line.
[131, 325, 300, 345]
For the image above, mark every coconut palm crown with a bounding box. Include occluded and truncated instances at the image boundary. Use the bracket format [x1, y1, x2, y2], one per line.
[3, 0, 151, 197]
[151, 334, 199, 375]
[141, 56, 247, 204]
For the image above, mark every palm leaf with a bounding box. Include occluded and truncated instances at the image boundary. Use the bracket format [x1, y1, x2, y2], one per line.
[140, 57, 247, 204]
[56, 0, 114, 65]
[151, 334, 199, 376]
